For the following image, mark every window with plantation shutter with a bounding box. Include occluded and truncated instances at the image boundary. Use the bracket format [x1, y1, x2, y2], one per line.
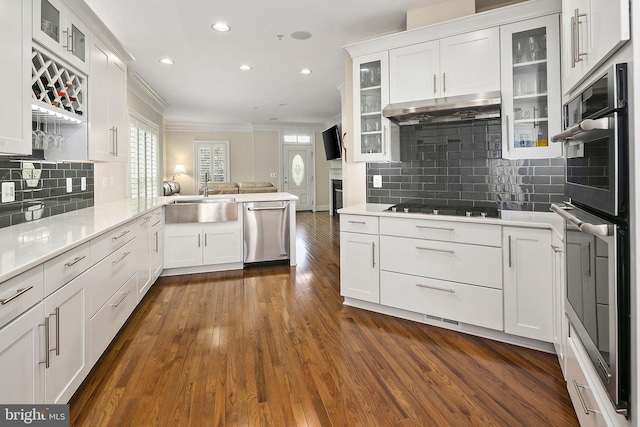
[195, 141, 229, 191]
[130, 115, 159, 199]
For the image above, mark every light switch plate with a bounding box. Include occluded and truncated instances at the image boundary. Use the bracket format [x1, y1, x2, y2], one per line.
[1, 182, 15, 203]
[81, 177, 86, 191]
[109, 177, 115, 188]
[373, 175, 382, 188]
[66, 177, 72, 193]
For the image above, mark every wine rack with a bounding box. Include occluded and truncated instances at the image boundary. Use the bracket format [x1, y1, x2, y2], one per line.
[31, 47, 86, 122]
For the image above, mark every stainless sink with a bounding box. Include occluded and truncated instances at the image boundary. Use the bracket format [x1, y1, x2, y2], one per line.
[165, 199, 238, 223]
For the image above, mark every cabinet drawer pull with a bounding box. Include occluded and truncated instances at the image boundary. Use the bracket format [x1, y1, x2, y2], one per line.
[112, 230, 131, 240]
[112, 251, 131, 265]
[0, 286, 33, 305]
[111, 291, 131, 308]
[141, 216, 152, 223]
[64, 255, 86, 267]
[416, 283, 455, 293]
[416, 246, 455, 254]
[572, 379, 595, 415]
[433, 74, 436, 94]
[348, 220, 367, 225]
[415, 225, 454, 231]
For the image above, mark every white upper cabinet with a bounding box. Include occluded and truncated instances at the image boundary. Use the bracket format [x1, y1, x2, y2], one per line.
[389, 28, 500, 104]
[439, 28, 501, 98]
[0, 0, 31, 155]
[33, 0, 90, 74]
[389, 41, 440, 103]
[89, 39, 127, 162]
[561, 0, 630, 94]
[500, 14, 562, 159]
[352, 52, 400, 162]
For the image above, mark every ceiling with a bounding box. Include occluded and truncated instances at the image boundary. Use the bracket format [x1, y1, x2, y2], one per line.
[82, 0, 519, 129]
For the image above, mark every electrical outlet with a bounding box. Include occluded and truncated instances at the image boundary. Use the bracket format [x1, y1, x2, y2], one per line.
[102, 177, 108, 188]
[81, 177, 86, 191]
[1, 182, 15, 203]
[373, 175, 382, 188]
[66, 177, 73, 193]
[270, 172, 277, 177]
[109, 177, 115, 188]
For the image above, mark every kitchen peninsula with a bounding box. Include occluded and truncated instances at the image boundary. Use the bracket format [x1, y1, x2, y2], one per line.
[0, 192, 297, 405]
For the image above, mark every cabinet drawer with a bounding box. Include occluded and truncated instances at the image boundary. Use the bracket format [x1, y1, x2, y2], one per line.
[90, 273, 137, 366]
[381, 271, 503, 331]
[340, 215, 378, 234]
[380, 235, 502, 288]
[0, 267, 44, 329]
[566, 335, 610, 427]
[44, 242, 91, 296]
[380, 217, 501, 246]
[91, 222, 137, 265]
[87, 239, 137, 316]
[151, 207, 163, 225]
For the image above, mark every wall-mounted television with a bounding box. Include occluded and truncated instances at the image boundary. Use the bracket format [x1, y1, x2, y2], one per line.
[322, 124, 342, 160]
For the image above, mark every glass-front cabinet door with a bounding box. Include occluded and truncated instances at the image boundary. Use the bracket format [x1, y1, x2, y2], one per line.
[352, 52, 399, 162]
[500, 15, 562, 159]
[33, 0, 90, 74]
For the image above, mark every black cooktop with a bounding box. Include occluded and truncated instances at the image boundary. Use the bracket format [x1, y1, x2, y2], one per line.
[386, 202, 500, 218]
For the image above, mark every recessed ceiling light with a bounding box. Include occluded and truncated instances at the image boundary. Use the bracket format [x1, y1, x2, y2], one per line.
[291, 31, 312, 40]
[212, 22, 230, 32]
[270, 118, 278, 121]
[239, 64, 252, 71]
[278, 103, 288, 107]
[300, 68, 312, 75]
[159, 58, 174, 65]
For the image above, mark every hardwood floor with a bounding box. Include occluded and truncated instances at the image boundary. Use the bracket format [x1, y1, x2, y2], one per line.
[70, 212, 579, 426]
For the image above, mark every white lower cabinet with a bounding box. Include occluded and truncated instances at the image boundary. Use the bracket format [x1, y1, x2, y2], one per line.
[163, 222, 243, 269]
[150, 217, 163, 283]
[552, 233, 567, 374]
[340, 232, 380, 303]
[0, 303, 45, 404]
[503, 227, 554, 342]
[137, 214, 153, 301]
[90, 273, 137, 365]
[43, 272, 90, 404]
[380, 271, 503, 330]
[566, 332, 612, 427]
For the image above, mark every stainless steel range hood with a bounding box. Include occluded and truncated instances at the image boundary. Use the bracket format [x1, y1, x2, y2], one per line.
[382, 91, 502, 125]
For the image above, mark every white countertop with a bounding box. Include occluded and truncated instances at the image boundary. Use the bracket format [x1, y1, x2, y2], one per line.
[338, 203, 565, 237]
[0, 193, 298, 283]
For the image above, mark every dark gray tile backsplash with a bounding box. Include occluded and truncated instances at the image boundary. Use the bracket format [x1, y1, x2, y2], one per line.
[366, 119, 565, 212]
[0, 154, 94, 229]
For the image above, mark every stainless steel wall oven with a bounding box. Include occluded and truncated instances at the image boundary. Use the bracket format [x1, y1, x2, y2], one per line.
[551, 63, 630, 417]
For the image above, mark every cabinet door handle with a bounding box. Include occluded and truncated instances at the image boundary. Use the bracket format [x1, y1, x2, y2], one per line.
[109, 127, 116, 155]
[508, 235, 512, 268]
[198, 234, 201, 247]
[111, 291, 130, 308]
[115, 127, 119, 157]
[112, 251, 131, 265]
[433, 74, 437, 94]
[587, 241, 592, 276]
[442, 72, 446, 93]
[0, 286, 33, 305]
[573, 9, 588, 65]
[572, 380, 595, 415]
[64, 256, 86, 267]
[416, 246, 455, 254]
[39, 317, 51, 369]
[371, 242, 376, 268]
[383, 125, 387, 155]
[416, 283, 455, 293]
[112, 230, 131, 240]
[154, 231, 159, 253]
[415, 225, 454, 231]
[62, 28, 71, 52]
[51, 307, 60, 356]
[506, 115, 511, 153]
[205, 234, 208, 247]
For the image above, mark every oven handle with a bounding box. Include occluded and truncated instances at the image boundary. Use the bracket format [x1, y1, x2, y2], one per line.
[550, 204, 613, 237]
[550, 117, 609, 143]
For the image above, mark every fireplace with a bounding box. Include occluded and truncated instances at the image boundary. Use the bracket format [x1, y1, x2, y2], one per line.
[332, 179, 343, 216]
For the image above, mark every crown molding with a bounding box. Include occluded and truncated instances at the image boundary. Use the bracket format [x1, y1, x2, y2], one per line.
[128, 72, 168, 114]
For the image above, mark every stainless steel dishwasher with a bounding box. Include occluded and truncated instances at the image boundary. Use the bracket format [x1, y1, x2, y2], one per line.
[243, 201, 290, 264]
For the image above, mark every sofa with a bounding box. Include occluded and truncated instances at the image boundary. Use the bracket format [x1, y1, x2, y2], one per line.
[199, 182, 278, 195]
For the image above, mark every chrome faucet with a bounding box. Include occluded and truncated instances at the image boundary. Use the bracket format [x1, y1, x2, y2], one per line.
[203, 171, 211, 197]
